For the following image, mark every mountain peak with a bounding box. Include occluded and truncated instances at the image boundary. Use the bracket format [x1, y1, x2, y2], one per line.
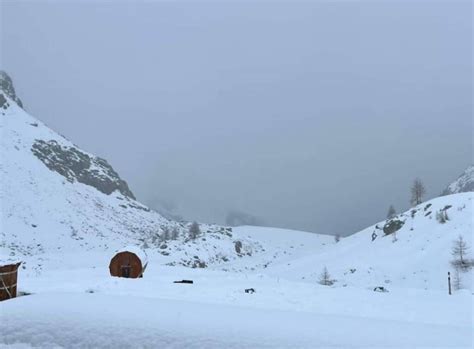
[0, 70, 23, 108]
[442, 165, 474, 195]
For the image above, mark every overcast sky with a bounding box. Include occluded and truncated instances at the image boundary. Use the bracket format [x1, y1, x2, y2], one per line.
[1, 1, 472, 235]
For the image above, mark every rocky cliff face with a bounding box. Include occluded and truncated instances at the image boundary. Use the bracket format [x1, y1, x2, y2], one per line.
[31, 139, 136, 199]
[0, 70, 136, 199]
[0, 71, 23, 108]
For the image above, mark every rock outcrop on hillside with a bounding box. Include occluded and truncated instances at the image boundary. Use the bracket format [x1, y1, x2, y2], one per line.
[31, 139, 136, 199]
[0, 71, 23, 108]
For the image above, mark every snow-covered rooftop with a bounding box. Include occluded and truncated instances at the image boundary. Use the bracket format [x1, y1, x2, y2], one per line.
[115, 246, 148, 266]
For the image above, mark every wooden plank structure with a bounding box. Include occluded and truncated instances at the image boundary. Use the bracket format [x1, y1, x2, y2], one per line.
[0, 262, 21, 301]
[109, 247, 148, 279]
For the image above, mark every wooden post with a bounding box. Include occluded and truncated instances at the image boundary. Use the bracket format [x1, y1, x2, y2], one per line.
[448, 272, 452, 295]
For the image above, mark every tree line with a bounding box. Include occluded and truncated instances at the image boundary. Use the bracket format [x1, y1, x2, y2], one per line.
[385, 177, 427, 219]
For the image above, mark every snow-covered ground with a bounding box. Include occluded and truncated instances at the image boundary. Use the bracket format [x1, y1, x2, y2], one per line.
[1, 212, 473, 348]
[1, 193, 473, 348]
[1, 262, 472, 348]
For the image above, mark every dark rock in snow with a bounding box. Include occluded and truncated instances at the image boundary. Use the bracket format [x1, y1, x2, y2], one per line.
[234, 240, 243, 255]
[191, 259, 206, 268]
[0, 71, 23, 108]
[31, 139, 135, 199]
[0, 93, 9, 110]
[383, 219, 404, 235]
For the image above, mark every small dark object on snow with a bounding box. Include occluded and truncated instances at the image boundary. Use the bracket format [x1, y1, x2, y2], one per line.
[245, 288, 256, 294]
[371, 232, 377, 242]
[373, 286, 389, 293]
[174, 280, 193, 284]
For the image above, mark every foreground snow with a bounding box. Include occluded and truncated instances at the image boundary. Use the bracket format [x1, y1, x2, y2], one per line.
[2, 292, 472, 348]
[2, 291, 472, 349]
[1, 261, 473, 348]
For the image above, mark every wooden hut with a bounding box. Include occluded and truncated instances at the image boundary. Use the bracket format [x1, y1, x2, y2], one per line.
[109, 247, 148, 278]
[0, 258, 21, 301]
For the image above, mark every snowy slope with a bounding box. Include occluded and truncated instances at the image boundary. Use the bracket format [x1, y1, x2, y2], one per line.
[268, 193, 473, 291]
[443, 164, 474, 195]
[223, 226, 334, 271]
[0, 72, 281, 273]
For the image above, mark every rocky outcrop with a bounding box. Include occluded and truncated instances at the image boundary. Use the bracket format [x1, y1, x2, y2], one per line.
[234, 240, 243, 255]
[383, 218, 405, 235]
[0, 71, 23, 108]
[31, 139, 136, 199]
[0, 93, 9, 110]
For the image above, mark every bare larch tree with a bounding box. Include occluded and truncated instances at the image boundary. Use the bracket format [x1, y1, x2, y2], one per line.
[451, 235, 469, 266]
[171, 227, 179, 240]
[453, 268, 462, 290]
[410, 178, 426, 206]
[161, 227, 170, 241]
[318, 266, 334, 286]
[189, 221, 201, 240]
[387, 205, 397, 219]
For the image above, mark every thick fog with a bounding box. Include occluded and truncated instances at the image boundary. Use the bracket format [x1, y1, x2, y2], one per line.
[1, 1, 472, 235]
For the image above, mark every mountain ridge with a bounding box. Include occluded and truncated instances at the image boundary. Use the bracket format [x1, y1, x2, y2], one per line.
[0, 72, 270, 272]
[0, 71, 23, 108]
[442, 164, 474, 195]
[1, 71, 472, 292]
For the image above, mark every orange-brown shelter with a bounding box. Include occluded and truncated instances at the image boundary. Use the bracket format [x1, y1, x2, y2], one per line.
[109, 247, 148, 278]
[0, 262, 21, 301]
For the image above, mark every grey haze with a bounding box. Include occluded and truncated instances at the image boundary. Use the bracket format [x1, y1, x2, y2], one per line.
[1, 1, 472, 235]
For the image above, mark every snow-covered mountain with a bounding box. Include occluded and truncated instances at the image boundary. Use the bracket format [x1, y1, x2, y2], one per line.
[442, 164, 474, 195]
[0, 72, 274, 272]
[268, 192, 473, 290]
[1, 71, 472, 291]
[0, 71, 23, 108]
[1, 73, 472, 349]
